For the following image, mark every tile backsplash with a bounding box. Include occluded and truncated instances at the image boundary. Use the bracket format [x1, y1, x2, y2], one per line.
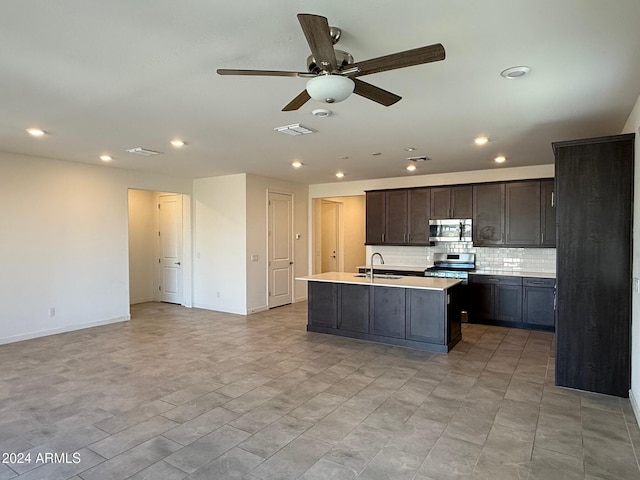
[365, 243, 556, 273]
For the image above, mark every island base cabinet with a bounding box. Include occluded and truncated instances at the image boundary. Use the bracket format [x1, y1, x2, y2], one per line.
[371, 287, 406, 338]
[308, 282, 338, 329]
[405, 289, 445, 344]
[306, 281, 463, 353]
[338, 283, 369, 333]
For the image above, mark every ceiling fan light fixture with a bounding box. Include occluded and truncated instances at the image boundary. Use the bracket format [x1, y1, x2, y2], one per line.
[306, 75, 354, 104]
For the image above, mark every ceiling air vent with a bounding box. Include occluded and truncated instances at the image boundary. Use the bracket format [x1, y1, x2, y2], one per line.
[126, 147, 163, 156]
[407, 155, 431, 162]
[274, 123, 316, 136]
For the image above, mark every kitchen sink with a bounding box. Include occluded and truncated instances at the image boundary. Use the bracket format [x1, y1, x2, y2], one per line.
[353, 274, 402, 280]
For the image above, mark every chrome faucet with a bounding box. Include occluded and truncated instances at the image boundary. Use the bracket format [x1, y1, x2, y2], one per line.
[369, 252, 385, 281]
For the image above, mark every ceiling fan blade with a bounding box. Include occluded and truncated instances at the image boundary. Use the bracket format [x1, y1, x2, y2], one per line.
[351, 43, 445, 77]
[297, 14, 338, 72]
[282, 90, 311, 111]
[353, 79, 401, 106]
[217, 68, 313, 77]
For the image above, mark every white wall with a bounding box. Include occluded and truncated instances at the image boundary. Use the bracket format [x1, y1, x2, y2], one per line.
[309, 164, 555, 198]
[623, 93, 640, 416]
[323, 196, 366, 274]
[246, 174, 309, 311]
[128, 189, 157, 304]
[193, 174, 247, 314]
[0, 152, 191, 345]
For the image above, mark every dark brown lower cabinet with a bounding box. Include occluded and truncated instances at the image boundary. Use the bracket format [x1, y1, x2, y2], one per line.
[308, 282, 337, 329]
[522, 278, 555, 328]
[554, 133, 634, 398]
[306, 281, 462, 353]
[469, 274, 554, 331]
[338, 283, 369, 333]
[469, 275, 523, 324]
[405, 289, 445, 344]
[370, 287, 406, 338]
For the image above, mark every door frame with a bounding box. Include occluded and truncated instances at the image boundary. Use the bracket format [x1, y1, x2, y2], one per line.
[266, 189, 295, 308]
[313, 197, 345, 274]
[126, 189, 192, 308]
[320, 199, 343, 272]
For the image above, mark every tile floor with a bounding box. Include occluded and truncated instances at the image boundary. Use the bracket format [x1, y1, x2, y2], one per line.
[0, 301, 639, 480]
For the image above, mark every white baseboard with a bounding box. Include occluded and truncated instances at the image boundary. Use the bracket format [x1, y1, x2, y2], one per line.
[192, 303, 247, 315]
[294, 295, 308, 303]
[0, 315, 130, 346]
[248, 305, 269, 314]
[130, 296, 155, 305]
[630, 389, 640, 428]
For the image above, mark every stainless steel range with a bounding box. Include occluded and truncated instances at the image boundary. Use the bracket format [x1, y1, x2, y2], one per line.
[424, 253, 476, 285]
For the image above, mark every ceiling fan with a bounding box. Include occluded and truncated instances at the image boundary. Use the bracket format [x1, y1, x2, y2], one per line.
[217, 13, 445, 111]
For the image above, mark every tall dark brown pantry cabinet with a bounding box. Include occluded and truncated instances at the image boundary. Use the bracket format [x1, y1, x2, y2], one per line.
[554, 134, 634, 398]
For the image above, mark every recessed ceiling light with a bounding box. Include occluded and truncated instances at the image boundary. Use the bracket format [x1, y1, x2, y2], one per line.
[339, 156, 349, 160]
[170, 139, 185, 147]
[406, 164, 417, 172]
[99, 155, 112, 162]
[26, 128, 46, 137]
[291, 161, 303, 168]
[404, 147, 415, 152]
[371, 152, 382, 156]
[336, 172, 345, 178]
[500, 66, 530, 79]
[494, 156, 507, 163]
[474, 136, 489, 145]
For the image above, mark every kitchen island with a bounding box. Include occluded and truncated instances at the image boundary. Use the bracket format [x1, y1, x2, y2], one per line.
[297, 272, 463, 353]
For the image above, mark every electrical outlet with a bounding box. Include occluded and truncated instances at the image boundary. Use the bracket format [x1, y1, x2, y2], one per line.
[634, 278, 640, 293]
[48, 307, 56, 317]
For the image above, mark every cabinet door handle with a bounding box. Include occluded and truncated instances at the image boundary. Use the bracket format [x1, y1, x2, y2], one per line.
[382, 233, 385, 242]
[542, 232, 544, 244]
[551, 192, 555, 207]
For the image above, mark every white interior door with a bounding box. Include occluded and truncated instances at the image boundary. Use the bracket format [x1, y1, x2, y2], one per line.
[268, 192, 293, 308]
[159, 194, 183, 304]
[321, 201, 339, 272]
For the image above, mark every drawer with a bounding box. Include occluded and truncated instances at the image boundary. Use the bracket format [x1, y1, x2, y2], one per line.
[469, 275, 522, 286]
[523, 277, 555, 288]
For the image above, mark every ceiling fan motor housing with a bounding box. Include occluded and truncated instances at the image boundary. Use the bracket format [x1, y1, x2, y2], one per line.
[307, 50, 354, 74]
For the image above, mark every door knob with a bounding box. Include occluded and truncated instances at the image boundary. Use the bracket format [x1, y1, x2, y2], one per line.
[174, 261, 181, 265]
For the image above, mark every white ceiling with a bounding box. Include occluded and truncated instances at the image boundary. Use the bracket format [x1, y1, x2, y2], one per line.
[2, 1, 640, 184]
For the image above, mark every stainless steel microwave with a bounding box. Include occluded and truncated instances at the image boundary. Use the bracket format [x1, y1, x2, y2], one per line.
[429, 219, 472, 242]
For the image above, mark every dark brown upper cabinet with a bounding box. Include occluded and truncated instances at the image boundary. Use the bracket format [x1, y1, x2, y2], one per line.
[430, 186, 472, 219]
[473, 183, 505, 245]
[505, 181, 541, 245]
[407, 188, 431, 244]
[366, 188, 430, 245]
[540, 180, 556, 247]
[474, 180, 555, 247]
[384, 189, 408, 244]
[365, 190, 385, 244]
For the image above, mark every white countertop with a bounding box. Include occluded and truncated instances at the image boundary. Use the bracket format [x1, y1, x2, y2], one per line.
[297, 272, 461, 291]
[471, 269, 556, 279]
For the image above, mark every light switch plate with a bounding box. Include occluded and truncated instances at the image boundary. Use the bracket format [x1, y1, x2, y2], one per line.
[634, 278, 639, 293]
